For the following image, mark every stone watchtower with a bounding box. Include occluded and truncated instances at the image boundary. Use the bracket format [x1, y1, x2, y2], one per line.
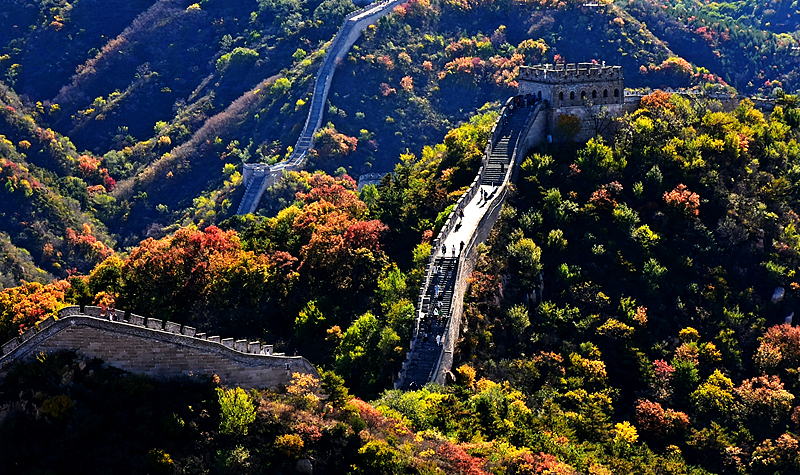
[518, 62, 624, 141]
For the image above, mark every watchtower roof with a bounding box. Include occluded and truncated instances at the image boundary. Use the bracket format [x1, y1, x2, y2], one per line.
[519, 63, 623, 84]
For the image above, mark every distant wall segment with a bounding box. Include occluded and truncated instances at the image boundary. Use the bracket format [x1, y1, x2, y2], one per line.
[237, 0, 408, 215]
[0, 306, 318, 389]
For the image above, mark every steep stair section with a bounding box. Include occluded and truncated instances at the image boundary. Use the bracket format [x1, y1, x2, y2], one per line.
[400, 257, 457, 389]
[236, 173, 269, 215]
[396, 100, 543, 390]
[480, 112, 528, 186]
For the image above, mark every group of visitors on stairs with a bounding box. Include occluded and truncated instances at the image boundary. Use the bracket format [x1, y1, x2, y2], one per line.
[398, 95, 542, 390]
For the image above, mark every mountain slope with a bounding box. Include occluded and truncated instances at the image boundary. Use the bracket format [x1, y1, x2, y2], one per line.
[0, 0, 796, 277]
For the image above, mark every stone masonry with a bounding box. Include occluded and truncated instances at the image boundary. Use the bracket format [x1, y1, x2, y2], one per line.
[237, 0, 408, 215]
[397, 97, 548, 389]
[0, 306, 318, 389]
[518, 62, 624, 109]
[518, 62, 624, 142]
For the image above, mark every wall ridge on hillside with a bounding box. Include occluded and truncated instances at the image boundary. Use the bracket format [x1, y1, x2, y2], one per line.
[237, 0, 409, 215]
[0, 306, 317, 388]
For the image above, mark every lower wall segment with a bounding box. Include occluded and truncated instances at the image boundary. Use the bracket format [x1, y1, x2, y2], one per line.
[0, 310, 317, 389]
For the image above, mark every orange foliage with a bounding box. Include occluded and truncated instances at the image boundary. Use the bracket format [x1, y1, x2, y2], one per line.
[0, 280, 71, 339]
[77, 154, 116, 191]
[437, 442, 489, 475]
[78, 154, 101, 177]
[376, 54, 394, 70]
[588, 187, 616, 211]
[379, 83, 396, 96]
[634, 398, 690, 438]
[661, 57, 693, 76]
[400, 76, 414, 92]
[490, 53, 524, 87]
[445, 38, 477, 57]
[314, 127, 357, 158]
[65, 224, 115, 263]
[349, 398, 387, 429]
[444, 56, 485, 75]
[735, 374, 795, 422]
[288, 174, 389, 289]
[404, 0, 436, 17]
[640, 90, 674, 111]
[506, 452, 577, 475]
[663, 184, 700, 216]
[117, 225, 299, 327]
[760, 324, 800, 367]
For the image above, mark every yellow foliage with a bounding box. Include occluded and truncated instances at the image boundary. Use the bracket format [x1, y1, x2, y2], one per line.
[614, 421, 638, 444]
[274, 434, 304, 459]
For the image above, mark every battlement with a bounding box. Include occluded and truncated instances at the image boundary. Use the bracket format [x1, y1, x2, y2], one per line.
[518, 61, 625, 113]
[519, 63, 623, 84]
[0, 306, 317, 388]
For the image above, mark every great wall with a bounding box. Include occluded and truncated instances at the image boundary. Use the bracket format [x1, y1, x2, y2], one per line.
[396, 95, 548, 389]
[237, 0, 408, 215]
[1, 0, 767, 391]
[0, 306, 317, 388]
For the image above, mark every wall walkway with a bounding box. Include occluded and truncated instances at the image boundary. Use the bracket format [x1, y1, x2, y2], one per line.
[0, 306, 317, 389]
[237, 0, 408, 215]
[396, 99, 547, 389]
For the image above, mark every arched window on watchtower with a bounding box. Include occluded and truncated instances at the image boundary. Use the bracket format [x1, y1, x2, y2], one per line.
[592, 90, 597, 99]
[603, 89, 608, 98]
[570, 91, 575, 100]
[581, 91, 586, 100]
[614, 89, 619, 98]
[559, 91, 564, 101]
[538, 91, 542, 100]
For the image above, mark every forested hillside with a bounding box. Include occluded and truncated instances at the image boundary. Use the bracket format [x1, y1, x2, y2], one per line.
[451, 91, 800, 474]
[0, 112, 499, 398]
[0, 0, 797, 284]
[2, 2, 800, 472]
[3, 88, 800, 474]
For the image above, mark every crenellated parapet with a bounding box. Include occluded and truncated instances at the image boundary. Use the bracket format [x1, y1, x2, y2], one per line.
[519, 63, 623, 83]
[0, 306, 317, 388]
[518, 62, 625, 111]
[396, 98, 548, 389]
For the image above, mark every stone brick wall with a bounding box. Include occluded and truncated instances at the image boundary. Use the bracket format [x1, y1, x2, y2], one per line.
[519, 63, 624, 110]
[0, 307, 317, 389]
[430, 103, 548, 384]
[237, 0, 408, 215]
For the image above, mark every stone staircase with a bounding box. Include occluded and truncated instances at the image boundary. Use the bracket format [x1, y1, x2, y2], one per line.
[395, 100, 543, 390]
[481, 112, 528, 186]
[399, 256, 457, 389]
[236, 173, 269, 214]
